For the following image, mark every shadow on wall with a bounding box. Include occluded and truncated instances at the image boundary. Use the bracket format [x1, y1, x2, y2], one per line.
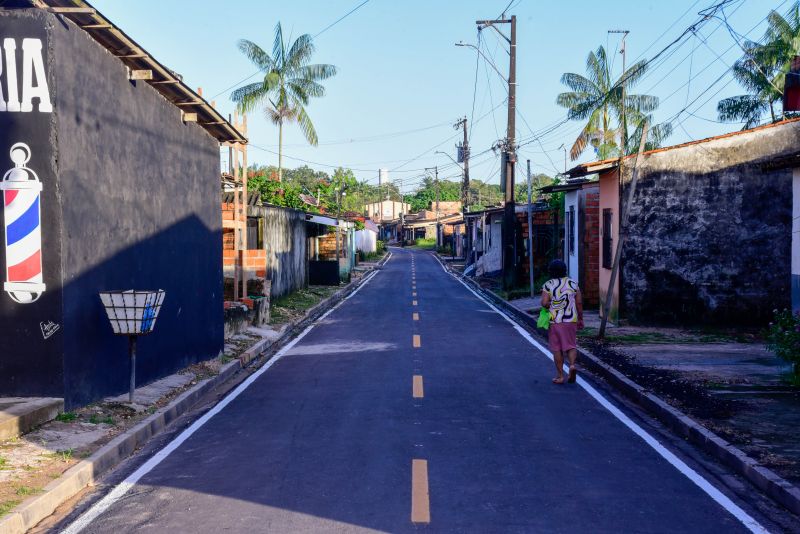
[57, 214, 223, 408]
[621, 162, 792, 326]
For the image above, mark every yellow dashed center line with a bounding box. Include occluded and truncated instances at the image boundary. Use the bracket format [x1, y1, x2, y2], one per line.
[412, 300, 418, 306]
[413, 375, 424, 398]
[411, 459, 430, 523]
[412, 292, 417, 297]
[413, 312, 419, 321]
[413, 334, 421, 347]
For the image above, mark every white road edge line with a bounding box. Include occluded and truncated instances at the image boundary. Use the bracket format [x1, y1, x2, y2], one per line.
[432, 253, 768, 534]
[61, 263, 386, 534]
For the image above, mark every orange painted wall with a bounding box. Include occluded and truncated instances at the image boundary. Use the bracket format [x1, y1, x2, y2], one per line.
[598, 169, 620, 322]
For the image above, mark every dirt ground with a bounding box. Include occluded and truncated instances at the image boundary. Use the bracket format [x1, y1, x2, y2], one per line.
[578, 332, 800, 485]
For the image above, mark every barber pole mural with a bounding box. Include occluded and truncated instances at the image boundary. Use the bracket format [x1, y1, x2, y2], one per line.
[1, 143, 45, 303]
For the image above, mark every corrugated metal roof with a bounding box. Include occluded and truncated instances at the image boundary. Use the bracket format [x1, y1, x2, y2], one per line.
[30, 0, 247, 144]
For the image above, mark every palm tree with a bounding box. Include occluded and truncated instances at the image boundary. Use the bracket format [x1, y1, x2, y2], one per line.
[557, 46, 660, 160]
[717, 3, 799, 127]
[232, 23, 337, 181]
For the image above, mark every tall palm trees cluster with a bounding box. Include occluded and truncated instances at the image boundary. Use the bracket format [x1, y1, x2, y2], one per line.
[558, 2, 800, 162]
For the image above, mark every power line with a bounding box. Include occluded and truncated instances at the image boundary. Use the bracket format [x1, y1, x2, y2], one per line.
[313, 0, 371, 38]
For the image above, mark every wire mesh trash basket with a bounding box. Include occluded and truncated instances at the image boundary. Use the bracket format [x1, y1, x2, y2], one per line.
[99, 290, 165, 335]
[99, 290, 165, 402]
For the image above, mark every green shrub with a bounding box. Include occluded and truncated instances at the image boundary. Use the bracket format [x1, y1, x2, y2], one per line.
[55, 412, 77, 423]
[415, 238, 436, 250]
[376, 240, 386, 253]
[765, 309, 800, 377]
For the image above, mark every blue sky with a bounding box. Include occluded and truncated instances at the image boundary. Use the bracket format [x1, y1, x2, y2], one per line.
[92, 0, 782, 192]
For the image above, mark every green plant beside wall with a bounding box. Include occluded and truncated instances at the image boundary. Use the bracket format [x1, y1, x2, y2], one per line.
[765, 309, 800, 381]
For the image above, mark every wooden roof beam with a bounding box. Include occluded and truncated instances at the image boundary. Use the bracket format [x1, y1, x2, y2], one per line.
[47, 6, 95, 14]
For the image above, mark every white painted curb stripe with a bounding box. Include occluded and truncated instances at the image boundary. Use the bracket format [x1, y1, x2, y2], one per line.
[434, 254, 768, 534]
[62, 266, 385, 534]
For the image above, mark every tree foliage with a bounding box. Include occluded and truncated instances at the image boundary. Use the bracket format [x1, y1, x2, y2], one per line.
[232, 23, 337, 180]
[718, 2, 800, 127]
[403, 178, 462, 212]
[557, 45, 671, 160]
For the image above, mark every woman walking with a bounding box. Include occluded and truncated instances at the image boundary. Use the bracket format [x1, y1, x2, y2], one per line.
[541, 259, 584, 384]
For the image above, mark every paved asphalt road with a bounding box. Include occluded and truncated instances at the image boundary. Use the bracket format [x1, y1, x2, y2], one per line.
[62, 248, 773, 533]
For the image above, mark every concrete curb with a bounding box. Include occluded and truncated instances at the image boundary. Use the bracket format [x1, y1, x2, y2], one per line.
[0, 398, 64, 441]
[442, 259, 800, 516]
[0, 260, 388, 534]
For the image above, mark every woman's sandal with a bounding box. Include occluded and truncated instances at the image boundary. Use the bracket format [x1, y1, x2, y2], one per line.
[552, 376, 566, 385]
[567, 366, 577, 383]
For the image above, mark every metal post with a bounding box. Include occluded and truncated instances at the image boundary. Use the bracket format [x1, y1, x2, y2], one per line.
[599, 121, 648, 338]
[335, 186, 341, 282]
[128, 335, 136, 403]
[526, 159, 534, 297]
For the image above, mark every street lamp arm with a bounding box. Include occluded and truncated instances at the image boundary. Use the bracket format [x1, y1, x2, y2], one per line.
[455, 42, 507, 84]
[434, 150, 463, 171]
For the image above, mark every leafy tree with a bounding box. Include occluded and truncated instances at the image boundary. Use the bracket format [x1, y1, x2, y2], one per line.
[514, 173, 553, 203]
[718, 3, 800, 127]
[557, 45, 668, 160]
[232, 23, 337, 181]
[403, 178, 461, 212]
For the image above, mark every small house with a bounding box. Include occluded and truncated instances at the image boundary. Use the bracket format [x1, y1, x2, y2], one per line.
[567, 118, 800, 325]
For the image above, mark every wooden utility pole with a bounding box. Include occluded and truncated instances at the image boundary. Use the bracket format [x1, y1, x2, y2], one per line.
[229, 110, 248, 301]
[477, 15, 516, 290]
[456, 117, 470, 210]
[599, 121, 648, 339]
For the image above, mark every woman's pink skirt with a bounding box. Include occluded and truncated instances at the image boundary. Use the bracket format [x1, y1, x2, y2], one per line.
[549, 322, 577, 352]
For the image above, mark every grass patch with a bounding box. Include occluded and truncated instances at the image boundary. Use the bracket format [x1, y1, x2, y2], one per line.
[14, 486, 39, 496]
[602, 332, 674, 344]
[43, 449, 73, 463]
[55, 412, 78, 423]
[358, 249, 386, 262]
[0, 499, 20, 517]
[413, 238, 436, 250]
[0, 456, 7, 470]
[270, 286, 337, 325]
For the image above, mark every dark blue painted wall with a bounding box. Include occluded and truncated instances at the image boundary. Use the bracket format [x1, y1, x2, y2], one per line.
[0, 8, 223, 407]
[50, 14, 223, 407]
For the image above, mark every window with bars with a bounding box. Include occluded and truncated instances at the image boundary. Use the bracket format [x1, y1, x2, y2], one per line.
[569, 205, 576, 256]
[602, 208, 613, 269]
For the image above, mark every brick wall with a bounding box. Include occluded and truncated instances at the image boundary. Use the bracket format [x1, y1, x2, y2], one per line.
[582, 189, 600, 308]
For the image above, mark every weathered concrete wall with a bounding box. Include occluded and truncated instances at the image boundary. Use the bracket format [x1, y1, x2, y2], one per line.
[621, 120, 800, 325]
[793, 168, 800, 313]
[252, 205, 308, 299]
[51, 14, 223, 407]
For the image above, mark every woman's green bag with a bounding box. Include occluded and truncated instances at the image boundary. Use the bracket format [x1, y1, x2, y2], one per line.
[537, 308, 551, 330]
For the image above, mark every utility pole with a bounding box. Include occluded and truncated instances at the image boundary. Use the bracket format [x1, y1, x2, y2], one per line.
[609, 30, 630, 154]
[526, 160, 534, 298]
[435, 166, 440, 247]
[456, 117, 470, 210]
[335, 180, 346, 283]
[476, 15, 516, 290]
